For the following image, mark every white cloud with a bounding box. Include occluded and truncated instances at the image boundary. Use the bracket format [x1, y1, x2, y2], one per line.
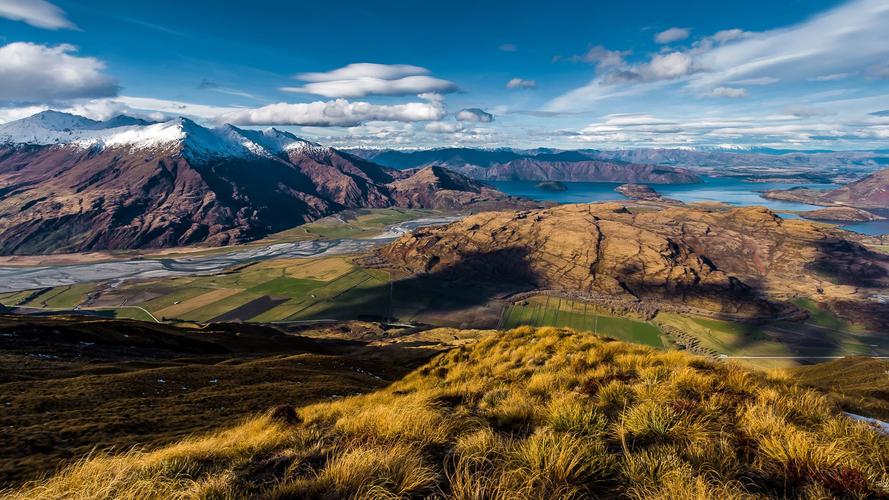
[0, 43, 118, 101]
[296, 63, 428, 82]
[455, 108, 494, 123]
[0, 0, 75, 29]
[809, 72, 851, 81]
[425, 121, 463, 133]
[655, 27, 690, 44]
[498, 43, 517, 52]
[283, 75, 457, 98]
[283, 63, 458, 98]
[0, 95, 446, 127]
[220, 99, 446, 126]
[712, 29, 749, 43]
[647, 52, 694, 79]
[506, 78, 537, 89]
[731, 77, 778, 85]
[709, 87, 748, 98]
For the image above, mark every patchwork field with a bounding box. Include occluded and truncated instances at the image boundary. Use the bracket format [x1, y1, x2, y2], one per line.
[87, 257, 393, 323]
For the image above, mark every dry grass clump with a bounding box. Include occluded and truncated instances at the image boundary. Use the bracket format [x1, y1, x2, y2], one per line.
[7, 326, 889, 499]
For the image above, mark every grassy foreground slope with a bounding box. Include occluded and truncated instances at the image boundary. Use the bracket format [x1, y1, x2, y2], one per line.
[789, 357, 889, 421]
[8, 327, 889, 499]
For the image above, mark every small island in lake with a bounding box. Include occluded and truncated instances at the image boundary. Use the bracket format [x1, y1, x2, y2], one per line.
[536, 180, 568, 192]
[615, 183, 662, 200]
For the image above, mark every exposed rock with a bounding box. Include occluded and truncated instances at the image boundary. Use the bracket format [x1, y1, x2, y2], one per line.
[367, 203, 889, 324]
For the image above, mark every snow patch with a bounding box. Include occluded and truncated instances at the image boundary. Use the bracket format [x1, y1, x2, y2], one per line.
[0, 110, 322, 162]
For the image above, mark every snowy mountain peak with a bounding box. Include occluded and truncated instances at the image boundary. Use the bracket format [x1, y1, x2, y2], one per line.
[0, 111, 324, 162]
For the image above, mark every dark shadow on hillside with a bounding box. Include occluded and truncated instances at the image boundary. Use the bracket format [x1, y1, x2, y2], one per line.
[807, 238, 889, 288]
[301, 247, 538, 326]
[0, 314, 445, 487]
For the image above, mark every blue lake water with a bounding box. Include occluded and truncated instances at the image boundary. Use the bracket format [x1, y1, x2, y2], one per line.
[491, 177, 889, 235]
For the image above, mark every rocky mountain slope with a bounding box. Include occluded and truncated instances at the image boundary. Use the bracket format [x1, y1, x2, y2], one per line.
[353, 147, 700, 184]
[762, 167, 889, 210]
[367, 203, 889, 323]
[0, 112, 521, 255]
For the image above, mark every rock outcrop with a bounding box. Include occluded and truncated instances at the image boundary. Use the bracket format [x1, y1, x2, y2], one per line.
[367, 203, 889, 322]
[615, 183, 662, 200]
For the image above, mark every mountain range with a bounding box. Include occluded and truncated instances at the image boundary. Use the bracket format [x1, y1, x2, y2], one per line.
[352, 146, 889, 181]
[0, 111, 522, 255]
[351, 147, 701, 183]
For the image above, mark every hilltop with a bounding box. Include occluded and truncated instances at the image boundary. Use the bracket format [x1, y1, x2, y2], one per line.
[8, 327, 887, 499]
[366, 203, 889, 327]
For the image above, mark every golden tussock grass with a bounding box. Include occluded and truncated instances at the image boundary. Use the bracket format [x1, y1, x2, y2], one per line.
[6, 326, 888, 499]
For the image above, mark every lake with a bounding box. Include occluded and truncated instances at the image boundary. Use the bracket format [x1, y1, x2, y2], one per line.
[490, 176, 889, 235]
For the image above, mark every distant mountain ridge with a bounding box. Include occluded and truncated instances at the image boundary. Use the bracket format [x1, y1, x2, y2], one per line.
[352, 146, 889, 178]
[351, 147, 700, 184]
[0, 112, 524, 255]
[761, 167, 889, 209]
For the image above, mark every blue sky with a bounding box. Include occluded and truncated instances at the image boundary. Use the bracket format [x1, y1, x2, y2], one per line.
[0, 0, 888, 149]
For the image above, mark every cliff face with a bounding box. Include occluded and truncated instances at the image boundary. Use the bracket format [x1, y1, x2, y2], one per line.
[369, 203, 889, 319]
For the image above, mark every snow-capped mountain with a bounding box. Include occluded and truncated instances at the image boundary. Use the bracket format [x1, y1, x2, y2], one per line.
[0, 110, 322, 161]
[0, 111, 518, 255]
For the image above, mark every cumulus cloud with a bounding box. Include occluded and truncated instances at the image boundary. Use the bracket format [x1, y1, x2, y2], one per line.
[455, 108, 494, 123]
[0, 42, 118, 101]
[655, 27, 690, 44]
[506, 78, 537, 89]
[220, 99, 446, 126]
[283, 63, 458, 98]
[709, 87, 748, 98]
[498, 43, 517, 52]
[0, 0, 75, 29]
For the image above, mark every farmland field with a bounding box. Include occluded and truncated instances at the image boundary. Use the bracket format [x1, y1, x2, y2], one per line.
[500, 295, 665, 347]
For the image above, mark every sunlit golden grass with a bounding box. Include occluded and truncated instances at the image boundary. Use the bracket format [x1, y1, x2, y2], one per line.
[6, 326, 888, 499]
